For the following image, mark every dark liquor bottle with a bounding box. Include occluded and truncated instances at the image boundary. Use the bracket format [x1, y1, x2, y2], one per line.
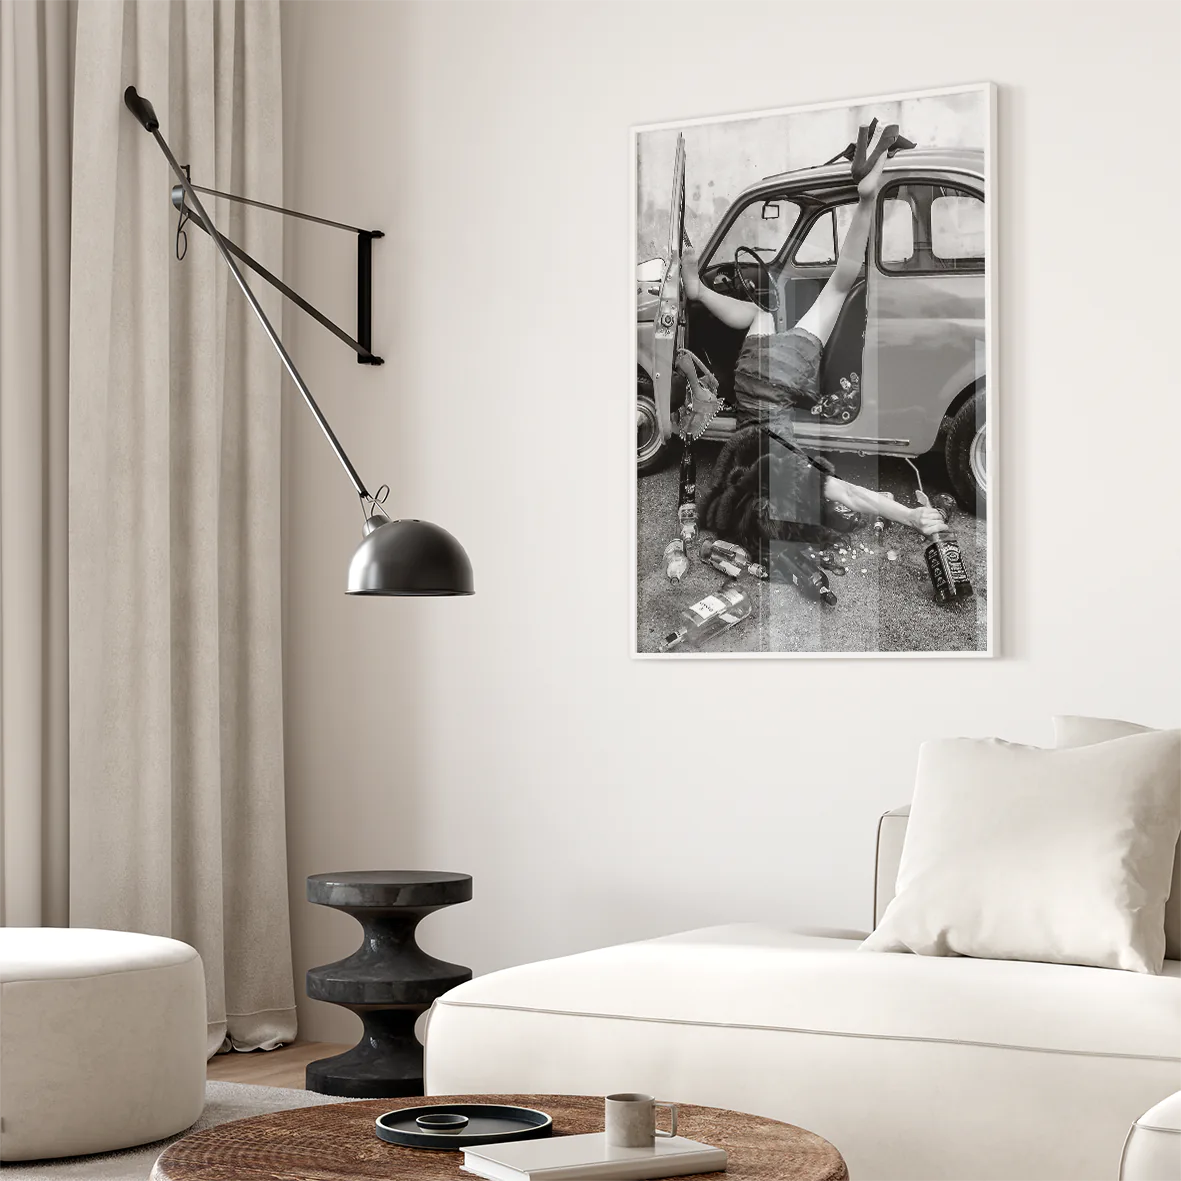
[772, 546, 837, 608]
[924, 528, 974, 604]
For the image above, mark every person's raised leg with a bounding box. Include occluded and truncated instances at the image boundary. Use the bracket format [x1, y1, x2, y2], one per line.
[795, 133, 890, 346]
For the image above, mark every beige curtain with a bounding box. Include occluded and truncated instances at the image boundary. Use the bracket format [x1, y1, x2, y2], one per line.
[0, 0, 72, 929]
[69, 0, 295, 1055]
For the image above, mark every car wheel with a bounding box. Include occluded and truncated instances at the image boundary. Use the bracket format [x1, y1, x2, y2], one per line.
[945, 390, 986, 515]
[637, 387, 667, 474]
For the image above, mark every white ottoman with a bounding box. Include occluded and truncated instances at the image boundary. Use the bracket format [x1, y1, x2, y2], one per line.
[1122, 1092, 1181, 1180]
[0, 928, 207, 1161]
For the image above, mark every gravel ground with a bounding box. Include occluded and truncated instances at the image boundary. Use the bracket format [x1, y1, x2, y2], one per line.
[636, 445, 988, 655]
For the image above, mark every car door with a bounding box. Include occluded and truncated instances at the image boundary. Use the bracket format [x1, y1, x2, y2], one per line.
[687, 190, 803, 401]
[863, 176, 986, 454]
[651, 134, 686, 444]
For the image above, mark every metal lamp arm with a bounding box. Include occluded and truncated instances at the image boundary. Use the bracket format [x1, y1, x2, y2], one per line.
[123, 86, 372, 503]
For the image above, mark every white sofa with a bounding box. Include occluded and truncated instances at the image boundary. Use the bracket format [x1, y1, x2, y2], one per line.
[425, 808, 1181, 1181]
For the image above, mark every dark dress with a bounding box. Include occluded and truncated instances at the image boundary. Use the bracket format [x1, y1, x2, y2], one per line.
[732, 326, 823, 430]
[729, 326, 830, 531]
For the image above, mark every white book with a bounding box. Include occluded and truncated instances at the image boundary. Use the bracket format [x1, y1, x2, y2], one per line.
[461, 1132, 728, 1181]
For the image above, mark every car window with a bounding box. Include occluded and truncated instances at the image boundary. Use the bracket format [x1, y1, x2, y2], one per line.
[794, 203, 858, 266]
[834, 204, 856, 249]
[877, 181, 984, 275]
[795, 212, 836, 264]
[932, 194, 985, 261]
[711, 197, 801, 266]
[880, 198, 915, 264]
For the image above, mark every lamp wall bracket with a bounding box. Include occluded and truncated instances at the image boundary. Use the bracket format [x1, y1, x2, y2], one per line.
[172, 181, 384, 365]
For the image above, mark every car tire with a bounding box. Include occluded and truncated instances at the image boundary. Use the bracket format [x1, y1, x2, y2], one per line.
[637, 385, 667, 475]
[945, 390, 987, 516]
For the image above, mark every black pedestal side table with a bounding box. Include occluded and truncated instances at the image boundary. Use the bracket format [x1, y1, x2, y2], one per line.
[305, 870, 472, 1098]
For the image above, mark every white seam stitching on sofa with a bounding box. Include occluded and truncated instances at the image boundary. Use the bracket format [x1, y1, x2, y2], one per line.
[0, 957, 201, 984]
[435, 1000, 1181, 1064]
[221, 1006, 299, 1017]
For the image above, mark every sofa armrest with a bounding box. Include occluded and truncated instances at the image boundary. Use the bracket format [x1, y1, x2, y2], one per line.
[791, 927, 871, 942]
[873, 806, 911, 929]
[1119, 1090, 1181, 1180]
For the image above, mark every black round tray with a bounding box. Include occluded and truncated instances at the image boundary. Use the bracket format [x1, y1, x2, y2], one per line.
[374, 1103, 553, 1151]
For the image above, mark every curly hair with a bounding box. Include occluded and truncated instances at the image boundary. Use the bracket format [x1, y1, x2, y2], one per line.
[699, 425, 848, 558]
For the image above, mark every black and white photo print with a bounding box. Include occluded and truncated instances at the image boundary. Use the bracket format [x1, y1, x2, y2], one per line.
[634, 84, 995, 657]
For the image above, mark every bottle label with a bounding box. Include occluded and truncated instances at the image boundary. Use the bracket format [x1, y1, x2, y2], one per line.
[925, 535, 973, 603]
[688, 595, 727, 621]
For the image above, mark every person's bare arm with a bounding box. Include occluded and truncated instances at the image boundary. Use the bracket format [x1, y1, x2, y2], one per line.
[824, 477, 945, 536]
[682, 250, 758, 332]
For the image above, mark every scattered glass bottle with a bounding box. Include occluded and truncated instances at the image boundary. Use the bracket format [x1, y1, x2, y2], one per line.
[772, 547, 838, 607]
[700, 538, 748, 564]
[664, 538, 689, 582]
[663, 587, 752, 651]
[700, 538, 767, 579]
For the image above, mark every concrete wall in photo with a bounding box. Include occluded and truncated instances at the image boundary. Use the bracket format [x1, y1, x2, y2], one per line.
[637, 90, 986, 262]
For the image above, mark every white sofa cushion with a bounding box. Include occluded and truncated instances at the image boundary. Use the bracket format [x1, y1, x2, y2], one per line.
[862, 732, 1181, 972]
[435, 925, 1180, 1061]
[1054, 716, 1181, 961]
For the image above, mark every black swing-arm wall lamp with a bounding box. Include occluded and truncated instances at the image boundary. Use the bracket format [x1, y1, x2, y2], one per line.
[124, 85, 473, 596]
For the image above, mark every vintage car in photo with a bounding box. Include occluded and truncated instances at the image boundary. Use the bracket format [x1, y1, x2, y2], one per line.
[636, 143, 988, 511]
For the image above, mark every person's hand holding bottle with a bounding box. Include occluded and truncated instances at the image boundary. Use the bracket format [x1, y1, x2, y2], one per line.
[910, 505, 947, 536]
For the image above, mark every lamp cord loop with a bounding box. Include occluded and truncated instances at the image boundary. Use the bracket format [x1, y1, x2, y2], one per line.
[175, 165, 191, 261]
[359, 484, 390, 524]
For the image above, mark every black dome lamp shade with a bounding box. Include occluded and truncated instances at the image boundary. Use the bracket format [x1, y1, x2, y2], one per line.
[349, 515, 474, 596]
[123, 86, 473, 598]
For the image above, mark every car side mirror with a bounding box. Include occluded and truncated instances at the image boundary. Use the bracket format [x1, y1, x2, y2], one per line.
[636, 257, 666, 282]
[762, 202, 780, 221]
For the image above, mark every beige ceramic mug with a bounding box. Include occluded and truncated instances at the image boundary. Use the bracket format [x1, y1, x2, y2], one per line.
[604, 1092, 679, 1148]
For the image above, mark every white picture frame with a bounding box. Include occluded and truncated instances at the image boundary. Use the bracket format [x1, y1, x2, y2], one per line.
[631, 82, 997, 659]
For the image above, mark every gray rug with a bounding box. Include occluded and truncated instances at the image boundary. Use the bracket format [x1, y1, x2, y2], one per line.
[4, 1081, 353, 1180]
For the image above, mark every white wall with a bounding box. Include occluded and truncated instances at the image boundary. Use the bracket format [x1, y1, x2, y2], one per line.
[280, 0, 1181, 1043]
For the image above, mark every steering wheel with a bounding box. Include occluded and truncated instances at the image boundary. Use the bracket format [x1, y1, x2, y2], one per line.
[733, 246, 779, 314]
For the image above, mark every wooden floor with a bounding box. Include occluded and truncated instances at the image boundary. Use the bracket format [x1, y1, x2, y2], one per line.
[207, 1041, 352, 1090]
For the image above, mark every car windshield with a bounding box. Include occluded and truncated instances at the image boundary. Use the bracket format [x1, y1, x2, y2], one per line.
[710, 196, 801, 266]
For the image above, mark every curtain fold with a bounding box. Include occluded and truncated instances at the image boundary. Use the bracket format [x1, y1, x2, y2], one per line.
[69, 0, 295, 1056]
[0, 0, 72, 929]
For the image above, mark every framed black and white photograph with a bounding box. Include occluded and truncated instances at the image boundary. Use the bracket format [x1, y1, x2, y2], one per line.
[632, 83, 996, 658]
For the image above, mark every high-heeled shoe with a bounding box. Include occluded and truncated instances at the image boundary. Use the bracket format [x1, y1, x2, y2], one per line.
[829, 117, 877, 167]
[850, 123, 915, 183]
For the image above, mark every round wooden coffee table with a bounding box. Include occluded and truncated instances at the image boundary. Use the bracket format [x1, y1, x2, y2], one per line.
[152, 1093, 847, 1180]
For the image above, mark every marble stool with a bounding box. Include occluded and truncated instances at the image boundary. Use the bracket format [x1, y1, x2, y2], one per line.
[305, 870, 471, 1097]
